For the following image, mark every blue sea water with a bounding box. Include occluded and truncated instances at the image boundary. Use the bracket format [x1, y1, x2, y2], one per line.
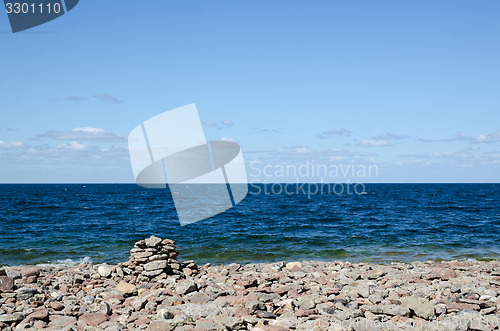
[0, 184, 499, 267]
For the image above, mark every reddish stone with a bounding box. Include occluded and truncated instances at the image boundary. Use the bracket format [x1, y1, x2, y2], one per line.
[295, 308, 317, 317]
[0, 276, 14, 291]
[79, 313, 108, 327]
[27, 308, 49, 320]
[272, 285, 291, 295]
[135, 317, 151, 326]
[234, 308, 252, 318]
[446, 302, 480, 311]
[49, 301, 64, 311]
[238, 278, 258, 288]
[228, 263, 241, 272]
[21, 267, 41, 278]
[259, 325, 289, 331]
[25, 275, 38, 284]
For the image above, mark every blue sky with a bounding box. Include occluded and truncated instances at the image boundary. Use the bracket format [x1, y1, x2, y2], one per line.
[0, 0, 499, 183]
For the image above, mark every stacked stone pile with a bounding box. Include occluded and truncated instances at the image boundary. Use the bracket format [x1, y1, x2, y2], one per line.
[123, 236, 199, 283]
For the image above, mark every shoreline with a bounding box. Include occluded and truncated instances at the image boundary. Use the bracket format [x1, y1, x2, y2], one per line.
[1, 237, 499, 330]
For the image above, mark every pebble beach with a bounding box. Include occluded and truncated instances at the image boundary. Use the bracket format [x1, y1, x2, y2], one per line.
[1, 236, 499, 331]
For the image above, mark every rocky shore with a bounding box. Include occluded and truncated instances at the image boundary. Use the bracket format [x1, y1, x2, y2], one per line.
[1, 236, 499, 330]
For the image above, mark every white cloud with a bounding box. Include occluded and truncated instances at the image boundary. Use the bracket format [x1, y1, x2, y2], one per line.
[202, 121, 217, 126]
[56, 141, 89, 151]
[221, 120, 233, 126]
[38, 127, 125, 142]
[94, 94, 123, 104]
[317, 128, 352, 139]
[373, 132, 410, 140]
[360, 139, 390, 147]
[0, 140, 24, 149]
[295, 147, 308, 153]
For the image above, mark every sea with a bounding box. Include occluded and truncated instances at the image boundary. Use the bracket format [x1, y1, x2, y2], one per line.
[0, 184, 499, 267]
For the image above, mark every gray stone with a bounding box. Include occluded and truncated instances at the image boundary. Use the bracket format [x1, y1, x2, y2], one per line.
[97, 265, 112, 278]
[245, 300, 265, 310]
[333, 308, 363, 321]
[182, 302, 222, 318]
[132, 297, 148, 311]
[144, 260, 168, 271]
[175, 280, 197, 295]
[402, 296, 436, 320]
[132, 251, 153, 259]
[15, 287, 38, 301]
[156, 309, 174, 319]
[0, 312, 25, 322]
[149, 254, 169, 261]
[145, 235, 162, 247]
[142, 269, 163, 277]
[296, 295, 316, 310]
[356, 283, 373, 298]
[49, 315, 77, 327]
[3, 267, 21, 280]
[362, 304, 411, 317]
[82, 295, 95, 306]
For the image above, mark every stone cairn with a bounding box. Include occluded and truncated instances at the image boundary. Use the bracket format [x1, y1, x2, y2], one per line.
[120, 235, 198, 284]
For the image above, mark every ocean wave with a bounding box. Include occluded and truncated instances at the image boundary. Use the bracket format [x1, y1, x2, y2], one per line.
[36, 256, 92, 267]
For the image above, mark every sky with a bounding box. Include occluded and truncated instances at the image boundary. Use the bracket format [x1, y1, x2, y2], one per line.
[0, 0, 499, 183]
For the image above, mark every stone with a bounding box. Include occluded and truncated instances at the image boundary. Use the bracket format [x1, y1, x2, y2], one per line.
[238, 278, 258, 288]
[0, 312, 25, 322]
[245, 300, 265, 310]
[49, 302, 64, 311]
[15, 287, 38, 301]
[147, 321, 175, 331]
[132, 297, 148, 311]
[79, 313, 108, 326]
[157, 309, 174, 319]
[446, 302, 480, 311]
[227, 263, 241, 272]
[145, 235, 162, 247]
[27, 308, 49, 320]
[296, 295, 316, 310]
[189, 292, 211, 304]
[98, 265, 112, 278]
[133, 251, 154, 259]
[115, 281, 137, 296]
[49, 315, 77, 327]
[256, 310, 277, 318]
[0, 276, 14, 291]
[362, 304, 411, 317]
[144, 260, 168, 271]
[273, 285, 291, 295]
[356, 283, 373, 298]
[175, 280, 197, 295]
[3, 267, 21, 279]
[149, 254, 168, 261]
[402, 296, 436, 320]
[285, 262, 302, 271]
[142, 269, 163, 277]
[435, 303, 447, 315]
[438, 268, 457, 281]
[82, 295, 95, 306]
[20, 266, 41, 278]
